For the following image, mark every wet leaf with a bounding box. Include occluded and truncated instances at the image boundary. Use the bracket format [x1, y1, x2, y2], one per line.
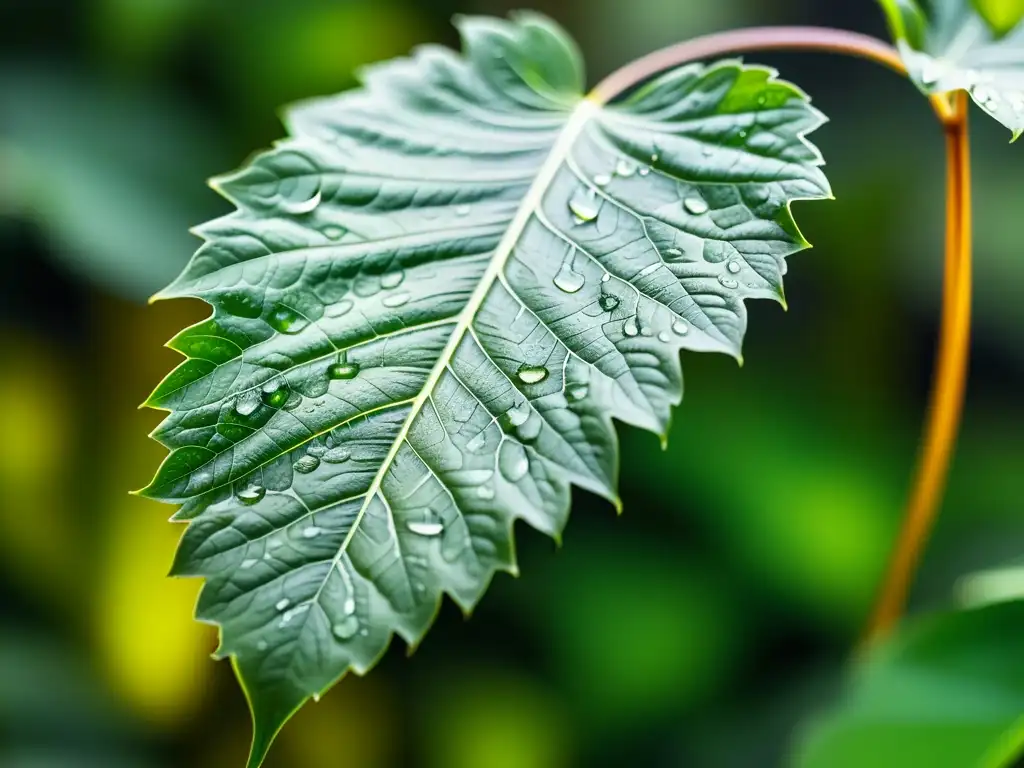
[878, 0, 1024, 139]
[140, 12, 831, 765]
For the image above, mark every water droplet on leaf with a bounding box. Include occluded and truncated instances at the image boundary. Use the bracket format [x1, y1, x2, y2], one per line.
[517, 364, 549, 385]
[302, 526, 321, 539]
[322, 447, 352, 464]
[381, 270, 405, 289]
[568, 187, 601, 223]
[719, 275, 739, 289]
[332, 616, 359, 640]
[615, 159, 636, 177]
[727, 260, 742, 274]
[267, 304, 310, 334]
[553, 247, 585, 293]
[684, 197, 709, 215]
[382, 292, 411, 308]
[567, 384, 589, 401]
[466, 431, 487, 453]
[283, 188, 321, 215]
[276, 599, 290, 612]
[235, 390, 261, 416]
[240, 558, 257, 569]
[599, 294, 620, 312]
[293, 455, 320, 474]
[327, 362, 360, 380]
[322, 225, 346, 240]
[236, 484, 266, 505]
[594, 173, 612, 187]
[623, 317, 640, 337]
[498, 441, 530, 482]
[477, 484, 495, 500]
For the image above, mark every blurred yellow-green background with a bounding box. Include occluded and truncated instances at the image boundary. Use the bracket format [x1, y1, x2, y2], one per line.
[1, 0, 1023, 766]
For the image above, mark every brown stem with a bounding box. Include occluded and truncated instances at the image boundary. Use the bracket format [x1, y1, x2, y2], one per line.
[863, 91, 973, 643]
[589, 26, 970, 641]
[588, 25, 955, 122]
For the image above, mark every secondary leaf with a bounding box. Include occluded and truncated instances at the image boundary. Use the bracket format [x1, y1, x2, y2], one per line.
[793, 603, 1024, 768]
[878, 0, 1024, 139]
[141, 12, 830, 766]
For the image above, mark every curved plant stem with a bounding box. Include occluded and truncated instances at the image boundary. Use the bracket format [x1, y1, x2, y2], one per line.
[590, 27, 971, 642]
[864, 91, 973, 643]
[589, 25, 954, 122]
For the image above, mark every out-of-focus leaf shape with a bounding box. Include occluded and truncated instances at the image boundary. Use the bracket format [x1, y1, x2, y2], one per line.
[877, 0, 1024, 139]
[0, 633, 157, 768]
[140, 12, 830, 765]
[0, 66, 225, 299]
[972, 0, 1024, 36]
[793, 603, 1024, 768]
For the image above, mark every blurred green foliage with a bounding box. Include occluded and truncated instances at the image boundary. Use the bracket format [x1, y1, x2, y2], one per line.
[1, 0, 1023, 766]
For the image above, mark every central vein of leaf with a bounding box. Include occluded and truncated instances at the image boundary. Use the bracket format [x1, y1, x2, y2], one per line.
[316, 97, 601, 594]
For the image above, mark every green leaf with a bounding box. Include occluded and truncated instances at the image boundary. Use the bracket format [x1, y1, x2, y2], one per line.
[877, 0, 1024, 139]
[972, 0, 1024, 36]
[793, 603, 1024, 768]
[141, 12, 830, 766]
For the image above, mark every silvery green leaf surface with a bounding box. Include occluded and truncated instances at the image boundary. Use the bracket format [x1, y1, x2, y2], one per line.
[140, 12, 830, 766]
[878, 0, 1024, 139]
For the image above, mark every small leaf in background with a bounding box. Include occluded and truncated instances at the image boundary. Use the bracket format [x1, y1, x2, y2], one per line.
[877, 0, 1024, 139]
[972, 0, 1024, 36]
[792, 603, 1024, 768]
[138, 12, 831, 762]
[0, 67, 226, 300]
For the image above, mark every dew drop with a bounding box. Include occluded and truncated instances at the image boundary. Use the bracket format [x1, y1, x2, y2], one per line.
[455, 204, 471, 216]
[327, 362, 360, 380]
[568, 187, 601, 223]
[756, 92, 768, 107]
[267, 304, 310, 335]
[727, 260, 742, 274]
[601, 273, 610, 283]
[594, 173, 612, 187]
[322, 225, 346, 240]
[477, 484, 495, 500]
[466, 431, 487, 453]
[505, 401, 530, 427]
[516, 415, 542, 443]
[302, 526, 321, 539]
[672, 319, 689, 336]
[236, 484, 266, 505]
[684, 196, 709, 215]
[382, 292, 411, 308]
[567, 384, 589, 402]
[517, 364, 549, 385]
[276, 599, 291, 612]
[719, 275, 739, 289]
[313, 693, 321, 703]
[344, 597, 356, 615]
[293, 455, 321, 474]
[553, 246, 585, 293]
[262, 383, 290, 409]
[615, 158, 637, 177]
[650, 152, 660, 163]
[332, 616, 360, 640]
[325, 299, 354, 318]
[306, 442, 327, 458]
[322, 447, 352, 464]
[498, 441, 530, 482]
[240, 558, 258, 569]
[407, 518, 444, 537]
[623, 317, 640, 337]
[658, 331, 672, 343]
[360, 628, 369, 637]
[235, 390, 261, 416]
[599, 294, 620, 312]
[282, 188, 321, 215]
[381, 270, 405, 289]
[257, 640, 268, 651]
[639, 167, 650, 176]
[665, 248, 683, 258]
